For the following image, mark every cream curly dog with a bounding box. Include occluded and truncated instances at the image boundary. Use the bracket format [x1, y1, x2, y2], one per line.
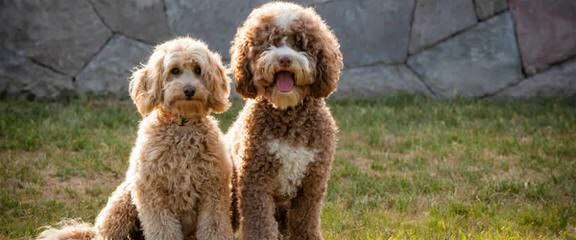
[37, 37, 234, 240]
[227, 2, 343, 240]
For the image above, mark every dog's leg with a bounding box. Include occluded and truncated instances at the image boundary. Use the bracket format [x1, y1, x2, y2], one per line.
[196, 194, 233, 240]
[240, 187, 279, 240]
[94, 180, 139, 240]
[286, 161, 330, 240]
[137, 206, 183, 240]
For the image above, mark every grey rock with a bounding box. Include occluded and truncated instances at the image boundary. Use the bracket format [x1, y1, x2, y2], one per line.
[165, 0, 254, 59]
[409, 0, 477, 54]
[76, 36, 152, 97]
[334, 64, 432, 98]
[496, 59, 576, 97]
[407, 13, 523, 98]
[509, 0, 576, 75]
[0, 0, 112, 76]
[0, 49, 74, 99]
[315, 0, 416, 67]
[90, 0, 172, 45]
[474, 0, 508, 20]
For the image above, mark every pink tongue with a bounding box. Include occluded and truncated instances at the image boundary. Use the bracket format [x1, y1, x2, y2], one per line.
[275, 72, 294, 92]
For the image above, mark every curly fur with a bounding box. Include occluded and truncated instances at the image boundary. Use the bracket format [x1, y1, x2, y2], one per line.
[228, 2, 343, 240]
[36, 219, 95, 240]
[230, 2, 342, 103]
[37, 37, 233, 240]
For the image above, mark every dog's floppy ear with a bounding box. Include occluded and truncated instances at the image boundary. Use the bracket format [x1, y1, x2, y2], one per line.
[129, 50, 164, 117]
[309, 13, 343, 98]
[205, 52, 231, 113]
[230, 33, 257, 98]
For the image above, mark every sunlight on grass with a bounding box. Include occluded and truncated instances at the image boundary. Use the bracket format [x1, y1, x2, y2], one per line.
[1, 96, 575, 239]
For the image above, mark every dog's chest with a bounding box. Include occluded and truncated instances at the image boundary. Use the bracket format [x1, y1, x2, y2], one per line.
[142, 125, 207, 204]
[267, 139, 316, 196]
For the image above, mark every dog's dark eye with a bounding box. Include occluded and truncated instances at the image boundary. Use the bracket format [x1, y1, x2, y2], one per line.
[170, 67, 182, 75]
[273, 38, 281, 47]
[296, 38, 304, 48]
[294, 34, 306, 49]
[194, 66, 201, 75]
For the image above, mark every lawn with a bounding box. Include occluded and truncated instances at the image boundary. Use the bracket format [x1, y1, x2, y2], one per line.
[1, 96, 575, 239]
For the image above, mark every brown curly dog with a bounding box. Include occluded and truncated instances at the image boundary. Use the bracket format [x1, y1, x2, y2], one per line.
[227, 2, 343, 240]
[37, 37, 234, 240]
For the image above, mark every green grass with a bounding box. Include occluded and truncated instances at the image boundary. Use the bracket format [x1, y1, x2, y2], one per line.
[1, 96, 575, 239]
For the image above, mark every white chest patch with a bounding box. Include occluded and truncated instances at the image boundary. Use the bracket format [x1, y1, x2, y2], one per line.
[267, 139, 316, 196]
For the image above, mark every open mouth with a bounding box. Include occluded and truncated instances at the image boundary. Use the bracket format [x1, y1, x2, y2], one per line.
[274, 71, 295, 92]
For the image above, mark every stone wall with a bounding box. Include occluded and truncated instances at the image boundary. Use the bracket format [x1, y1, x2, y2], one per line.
[1, 0, 575, 99]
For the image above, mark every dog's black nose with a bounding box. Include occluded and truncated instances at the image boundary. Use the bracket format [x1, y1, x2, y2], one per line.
[184, 85, 195, 98]
[278, 55, 292, 68]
